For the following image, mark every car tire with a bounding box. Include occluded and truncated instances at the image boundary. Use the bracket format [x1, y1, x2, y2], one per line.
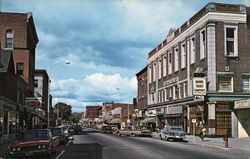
[131, 133, 136, 137]
[118, 132, 121, 136]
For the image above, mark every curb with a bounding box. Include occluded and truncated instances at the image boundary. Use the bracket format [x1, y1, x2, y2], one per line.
[188, 141, 230, 150]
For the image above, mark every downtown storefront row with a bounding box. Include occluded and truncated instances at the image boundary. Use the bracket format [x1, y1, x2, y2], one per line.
[145, 94, 250, 138]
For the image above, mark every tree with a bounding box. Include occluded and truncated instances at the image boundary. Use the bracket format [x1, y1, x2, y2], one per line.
[54, 102, 72, 121]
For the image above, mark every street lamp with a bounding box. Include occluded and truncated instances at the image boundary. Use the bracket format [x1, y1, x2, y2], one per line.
[47, 61, 70, 128]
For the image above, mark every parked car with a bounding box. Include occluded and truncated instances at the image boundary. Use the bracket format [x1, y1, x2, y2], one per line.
[50, 127, 67, 144]
[9, 129, 59, 158]
[159, 125, 186, 141]
[117, 126, 151, 137]
[59, 126, 70, 139]
[100, 125, 118, 134]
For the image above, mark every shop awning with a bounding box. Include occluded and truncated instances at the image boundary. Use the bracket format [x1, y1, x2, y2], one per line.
[108, 118, 121, 124]
[141, 117, 156, 123]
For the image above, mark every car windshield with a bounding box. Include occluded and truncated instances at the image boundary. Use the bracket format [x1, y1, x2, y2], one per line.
[20, 130, 49, 140]
[51, 128, 63, 135]
[169, 127, 182, 131]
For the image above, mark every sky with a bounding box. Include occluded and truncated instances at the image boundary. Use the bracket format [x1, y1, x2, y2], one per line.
[2, 0, 248, 112]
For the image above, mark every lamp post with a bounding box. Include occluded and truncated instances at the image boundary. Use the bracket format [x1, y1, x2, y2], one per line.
[47, 61, 70, 128]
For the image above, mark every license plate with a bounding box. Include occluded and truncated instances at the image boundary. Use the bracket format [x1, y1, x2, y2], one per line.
[26, 152, 33, 156]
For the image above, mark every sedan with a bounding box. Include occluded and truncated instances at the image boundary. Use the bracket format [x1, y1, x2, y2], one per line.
[159, 125, 186, 141]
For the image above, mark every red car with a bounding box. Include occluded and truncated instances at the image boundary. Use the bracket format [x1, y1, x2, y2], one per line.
[9, 129, 59, 158]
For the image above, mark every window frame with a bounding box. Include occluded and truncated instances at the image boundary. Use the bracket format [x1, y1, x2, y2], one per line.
[218, 75, 233, 92]
[168, 51, 172, 75]
[5, 29, 14, 49]
[242, 76, 250, 93]
[224, 25, 238, 57]
[190, 36, 196, 64]
[16, 62, 24, 76]
[200, 28, 206, 60]
[174, 46, 179, 72]
[181, 42, 186, 69]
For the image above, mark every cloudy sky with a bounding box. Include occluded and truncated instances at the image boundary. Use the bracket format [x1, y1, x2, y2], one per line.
[3, 0, 248, 112]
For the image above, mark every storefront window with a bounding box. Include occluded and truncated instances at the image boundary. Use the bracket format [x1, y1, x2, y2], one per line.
[3, 111, 8, 134]
[0, 110, 3, 135]
[9, 112, 16, 134]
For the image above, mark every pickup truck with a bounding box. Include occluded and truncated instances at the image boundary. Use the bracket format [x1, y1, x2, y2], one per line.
[117, 126, 151, 137]
[9, 129, 59, 158]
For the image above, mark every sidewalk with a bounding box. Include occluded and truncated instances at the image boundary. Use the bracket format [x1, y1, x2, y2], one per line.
[185, 135, 250, 151]
[0, 139, 14, 158]
[152, 132, 250, 151]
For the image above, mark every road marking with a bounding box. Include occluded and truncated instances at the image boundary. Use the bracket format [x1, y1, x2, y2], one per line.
[188, 142, 229, 150]
[55, 150, 65, 159]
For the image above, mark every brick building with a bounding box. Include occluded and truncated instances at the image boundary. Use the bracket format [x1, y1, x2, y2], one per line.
[0, 12, 39, 96]
[145, 3, 250, 137]
[0, 50, 27, 142]
[136, 67, 148, 119]
[85, 106, 102, 120]
[34, 69, 51, 127]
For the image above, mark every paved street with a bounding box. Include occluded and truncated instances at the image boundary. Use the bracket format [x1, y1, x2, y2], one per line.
[56, 128, 250, 159]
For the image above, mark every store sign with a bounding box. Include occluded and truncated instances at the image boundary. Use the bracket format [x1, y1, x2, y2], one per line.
[235, 99, 250, 109]
[147, 109, 156, 117]
[165, 106, 182, 115]
[25, 97, 41, 107]
[156, 108, 165, 115]
[164, 77, 179, 86]
[193, 77, 206, 95]
[194, 95, 204, 101]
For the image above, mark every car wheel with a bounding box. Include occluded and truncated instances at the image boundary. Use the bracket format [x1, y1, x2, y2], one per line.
[131, 133, 136, 137]
[160, 134, 163, 140]
[118, 133, 121, 136]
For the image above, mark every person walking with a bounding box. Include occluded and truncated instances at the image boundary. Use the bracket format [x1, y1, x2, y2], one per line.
[199, 127, 206, 141]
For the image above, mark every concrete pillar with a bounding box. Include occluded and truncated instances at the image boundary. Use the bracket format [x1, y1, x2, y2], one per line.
[207, 23, 216, 91]
[208, 102, 216, 136]
[231, 111, 238, 138]
[187, 106, 190, 134]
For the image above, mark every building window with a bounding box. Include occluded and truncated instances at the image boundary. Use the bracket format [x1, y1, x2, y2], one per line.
[153, 62, 156, 82]
[174, 47, 179, 72]
[190, 36, 195, 64]
[242, 76, 250, 93]
[183, 82, 187, 98]
[34, 79, 38, 88]
[200, 29, 206, 59]
[163, 55, 167, 77]
[162, 89, 165, 102]
[216, 112, 231, 129]
[169, 87, 172, 100]
[148, 66, 152, 83]
[224, 25, 238, 57]
[5, 29, 13, 49]
[181, 42, 186, 69]
[168, 51, 172, 75]
[173, 85, 178, 100]
[158, 90, 161, 103]
[158, 59, 162, 79]
[218, 75, 233, 92]
[16, 62, 24, 76]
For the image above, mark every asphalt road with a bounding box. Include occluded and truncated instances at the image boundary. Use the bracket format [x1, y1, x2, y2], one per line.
[55, 128, 250, 159]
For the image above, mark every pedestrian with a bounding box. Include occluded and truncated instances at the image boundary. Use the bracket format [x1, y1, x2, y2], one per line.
[199, 127, 206, 141]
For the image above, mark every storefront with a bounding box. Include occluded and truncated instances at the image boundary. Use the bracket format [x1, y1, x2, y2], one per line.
[0, 96, 18, 142]
[164, 105, 183, 127]
[234, 99, 250, 138]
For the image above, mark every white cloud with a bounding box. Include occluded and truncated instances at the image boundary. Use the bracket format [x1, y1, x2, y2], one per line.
[50, 73, 137, 112]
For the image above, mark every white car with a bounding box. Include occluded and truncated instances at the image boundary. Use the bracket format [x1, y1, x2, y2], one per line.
[159, 126, 186, 141]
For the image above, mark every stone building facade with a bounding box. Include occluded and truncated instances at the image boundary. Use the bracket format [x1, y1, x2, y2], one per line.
[146, 3, 250, 137]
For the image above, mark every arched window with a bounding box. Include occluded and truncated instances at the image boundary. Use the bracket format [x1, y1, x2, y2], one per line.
[6, 29, 13, 49]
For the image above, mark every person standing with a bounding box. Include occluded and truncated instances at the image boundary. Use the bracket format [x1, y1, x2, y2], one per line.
[199, 127, 206, 141]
